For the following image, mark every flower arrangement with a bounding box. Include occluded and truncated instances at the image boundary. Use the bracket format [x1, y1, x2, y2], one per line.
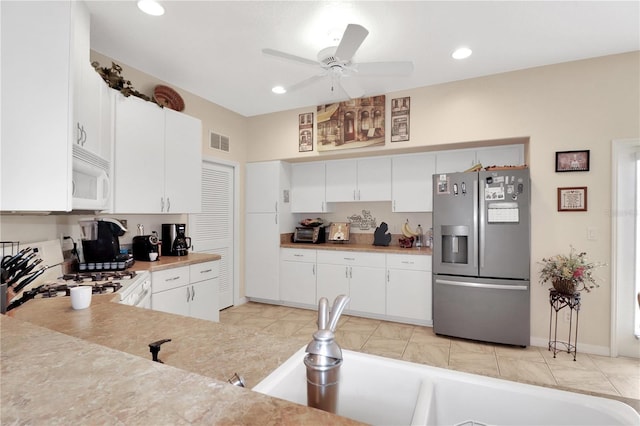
[539, 246, 605, 293]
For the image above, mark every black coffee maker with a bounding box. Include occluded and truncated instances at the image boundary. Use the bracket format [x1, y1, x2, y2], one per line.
[161, 224, 191, 256]
[79, 218, 127, 262]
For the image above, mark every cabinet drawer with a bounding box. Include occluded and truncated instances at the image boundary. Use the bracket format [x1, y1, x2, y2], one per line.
[190, 261, 219, 283]
[152, 266, 190, 293]
[281, 248, 316, 262]
[317, 250, 385, 268]
[386, 254, 431, 271]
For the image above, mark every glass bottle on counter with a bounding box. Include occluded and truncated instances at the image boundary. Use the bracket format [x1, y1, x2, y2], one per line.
[415, 224, 424, 248]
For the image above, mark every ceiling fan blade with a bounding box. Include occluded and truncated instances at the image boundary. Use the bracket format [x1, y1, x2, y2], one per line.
[334, 24, 369, 62]
[262, 48, 318, 67]
[286, 74, 325, 93]
[337, 77, 365, 100]
[354, 61, 414, 76]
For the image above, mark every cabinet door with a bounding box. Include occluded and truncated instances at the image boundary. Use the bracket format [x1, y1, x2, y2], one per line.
[291, 162, 329, 213]
[357, 157, 391, 201]
[391, 153, 436, 212]
[1, 1, 74, 211]
[113, 94, 164, 213]
[435, 149, 476, 173]
[349, 266, 386, 315]
[316, 263, 349, 304]
[245, 212, 280, 300]
[476, 144, 524, 168]
[164, 108, 202, 213]
[326, 159, 357, 202]
[189, 278, 219, 322]
[387, 269, 432, 322]
[246, 162, 280, 213]
[152, 286, 190, 317]
[280, 261, 316, 305]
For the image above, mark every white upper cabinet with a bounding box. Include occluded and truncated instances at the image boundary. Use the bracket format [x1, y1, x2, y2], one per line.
[164, 108, 202, 213]
[326, 157, 391, 202]
[246, 161, 282, 213]
[291, 162, 330, 213]
[1, 1, 89, 211]
[113, 93, 202, 214]
[435, 149, 476, 174]
[391, 153, 436, 212]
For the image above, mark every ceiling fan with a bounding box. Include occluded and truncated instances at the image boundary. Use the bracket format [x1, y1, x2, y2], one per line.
[262, 24, 413, 99]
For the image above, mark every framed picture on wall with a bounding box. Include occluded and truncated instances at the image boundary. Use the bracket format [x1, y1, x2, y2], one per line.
[298, 113, 313, 152]
[555, 150, 590, 172]
[557, 187, 587, 211]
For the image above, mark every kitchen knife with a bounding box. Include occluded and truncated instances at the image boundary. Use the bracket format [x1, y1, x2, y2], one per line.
[1, 247, 32, 270]
[12, 268, 46, 293]
[6, 284, 44, 312]
[7, 252, 38, 279]
[6, 258, 43, 287]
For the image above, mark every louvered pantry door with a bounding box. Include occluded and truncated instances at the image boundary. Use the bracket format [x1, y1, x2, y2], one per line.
[189, 161, 234, 309]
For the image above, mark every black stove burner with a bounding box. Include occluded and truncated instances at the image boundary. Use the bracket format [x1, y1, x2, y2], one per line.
[38, 282, 123, 298]
[62, 270, 136, 283]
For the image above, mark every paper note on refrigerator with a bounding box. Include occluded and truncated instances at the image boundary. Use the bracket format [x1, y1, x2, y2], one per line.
[488, 203, 519, 223]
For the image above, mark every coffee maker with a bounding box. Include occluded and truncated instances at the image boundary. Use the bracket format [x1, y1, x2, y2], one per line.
[161, 224, 191, 256]
[79, 218, 127, 263]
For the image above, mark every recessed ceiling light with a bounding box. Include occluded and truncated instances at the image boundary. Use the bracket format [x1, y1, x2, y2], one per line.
[137, 0, 164, 16]
[452, 47, 472, 60]
[272, 86, 286, 94]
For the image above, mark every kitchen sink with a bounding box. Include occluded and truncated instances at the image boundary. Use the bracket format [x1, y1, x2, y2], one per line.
[253, 346, 639, 426]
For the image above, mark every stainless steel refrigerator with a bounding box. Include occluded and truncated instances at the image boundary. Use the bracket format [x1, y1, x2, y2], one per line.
[432, 169, 530, 346]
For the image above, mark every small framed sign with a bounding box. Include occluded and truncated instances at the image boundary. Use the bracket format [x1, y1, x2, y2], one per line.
[555, 150, 590, 172]
[328, 222, 350, 242]
[557, 187, 587, 211]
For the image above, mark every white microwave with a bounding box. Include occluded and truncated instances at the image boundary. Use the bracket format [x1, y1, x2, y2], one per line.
[72, 146, 111, 211]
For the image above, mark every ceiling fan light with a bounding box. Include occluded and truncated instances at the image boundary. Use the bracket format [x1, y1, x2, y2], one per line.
[452, 47, 472, 60]
[272, 86, 286, 94]
[137, 0, 165, 16]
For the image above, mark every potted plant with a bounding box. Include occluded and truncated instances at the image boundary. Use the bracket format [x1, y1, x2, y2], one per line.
[539, 246, 605, 294]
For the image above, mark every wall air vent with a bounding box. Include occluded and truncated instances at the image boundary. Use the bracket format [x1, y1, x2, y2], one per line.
[209, 131, 230, 152]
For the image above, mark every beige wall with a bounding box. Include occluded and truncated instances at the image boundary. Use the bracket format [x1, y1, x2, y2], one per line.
[246, 52, 640, 353]
[2, 51, 637, 354]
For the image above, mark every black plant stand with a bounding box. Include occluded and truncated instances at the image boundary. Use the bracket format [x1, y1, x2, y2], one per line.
[548, 289, 581, 361]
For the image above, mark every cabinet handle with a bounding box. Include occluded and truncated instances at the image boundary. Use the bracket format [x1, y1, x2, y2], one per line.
[166, 276, 181, 282]
[76, 122, 82, 144]
[167, 197, 171, 212]
[345, 267, 348, 278]
[191, 285, 195, 301]
[293, 254, 303, 257]
[349, 266, 353, 278]
[387, 270, 390, 282]
[313, 264, 316, 275]
[200, 269, 212, 273]
[357, 189, 361, 200]
[353, 189, 356, 200]
[343, 257, 355, 261]
[186, 286, 191, 302]
[161, 197, 165, 212]
[401, 261, 415, 265]
[275, 201, 278, 212]
[393, 200, 396, 212]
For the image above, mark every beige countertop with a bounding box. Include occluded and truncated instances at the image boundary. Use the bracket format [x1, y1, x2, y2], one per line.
[133, 252, 221, 272]
[2, 295, 363, 425]
[281, 242, 432, 255]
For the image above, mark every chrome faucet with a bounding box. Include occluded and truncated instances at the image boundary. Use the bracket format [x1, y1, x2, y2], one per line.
[304, 294, 350, 413]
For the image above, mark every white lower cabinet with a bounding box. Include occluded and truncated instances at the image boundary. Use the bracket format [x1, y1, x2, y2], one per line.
[280, 248, 316, 306]
[151, 261, 220, 322]
[278, 249, 432, 325]
[316, 250, 386, 316]
[386, 254, 432, 324]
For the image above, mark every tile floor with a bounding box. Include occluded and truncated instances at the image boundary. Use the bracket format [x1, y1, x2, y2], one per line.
[220, 302, 640, 404]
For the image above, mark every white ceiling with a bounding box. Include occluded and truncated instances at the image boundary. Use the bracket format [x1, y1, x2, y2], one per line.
[86, 1, 639, 117]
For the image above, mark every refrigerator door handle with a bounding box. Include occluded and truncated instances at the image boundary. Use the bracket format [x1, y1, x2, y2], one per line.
[478, 177, 486, 269]
[473, 179, 479, 268]
[436, 278, 528, 291]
